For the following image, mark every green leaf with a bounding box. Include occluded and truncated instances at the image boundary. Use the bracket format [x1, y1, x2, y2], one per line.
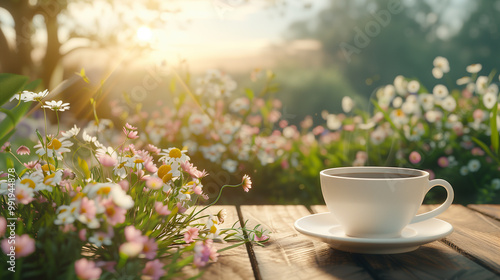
[76, 68, 90, 83]
[77, 157, 91, 179]
[0, 101, 30, 144]
[0, 73, 29, 107]
[6, 157, 14, 170]
[245, 88, 254, 101]
[490, 103, 499, 155]
[472, 136, 500, 164]
[0, 129, 15, 148]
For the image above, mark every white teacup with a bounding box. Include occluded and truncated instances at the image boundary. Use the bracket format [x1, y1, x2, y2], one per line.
[320, 166, 454, 238]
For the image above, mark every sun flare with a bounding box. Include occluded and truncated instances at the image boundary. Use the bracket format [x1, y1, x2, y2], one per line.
[136, 26, 153, 43]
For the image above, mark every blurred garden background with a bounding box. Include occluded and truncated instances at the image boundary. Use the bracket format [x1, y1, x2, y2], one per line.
[1, 0, 500, 205]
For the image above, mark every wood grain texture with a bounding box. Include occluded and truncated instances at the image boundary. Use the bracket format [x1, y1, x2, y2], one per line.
[468, 204, 500, 221]
[182, 205, 254, 280]
[312, 205, 500, 280]
[240, 205, 373, 280]
[420, 204, 500, 275]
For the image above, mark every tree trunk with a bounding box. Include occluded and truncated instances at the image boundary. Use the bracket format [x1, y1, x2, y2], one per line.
[41, 12, 62, 88]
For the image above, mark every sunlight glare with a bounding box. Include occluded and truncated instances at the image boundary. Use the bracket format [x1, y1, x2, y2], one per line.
[136, 26, 153, 43]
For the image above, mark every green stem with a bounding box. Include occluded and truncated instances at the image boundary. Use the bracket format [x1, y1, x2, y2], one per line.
[192, 183, 242, 218]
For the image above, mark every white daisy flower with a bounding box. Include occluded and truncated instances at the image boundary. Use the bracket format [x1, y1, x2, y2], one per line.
[229, 97, 250, 114]
[394, 75, 408, 95]
[342, 96, 354, 113]
[188, 114, 211, 135]
[487, 84, 499, 96]
[425, 110, 443, 123]
[370, 128, 386, 145]
[407, 80, 420, 93]
[456, 77, 471, 86]
[34, 138, 73, 160]
[222, 159, 238, 173]
[483, 91, 498, 109]
[492, 178, 500, 190]
[60, 125, 80, 141]
[476, 76, 489, 94]
[392, 96, 403, 108]
[11, 89, 49, 102]
[42, 100, 70, 112]
[200, 144, 226, 163]
[467, 159, 481, 172]
[326, 114, 342, 130]
[432, 67, 443, 79]
[418, 93, 435, 111]
[466, 63, 482, 74]
[440, 96, 457, 112]
[433, 56, 450, 73]
[159, 148, 190, 164]
[89, 231, 113, 247]
[459, 166, 469, 176]
[433, 84, 449, 99]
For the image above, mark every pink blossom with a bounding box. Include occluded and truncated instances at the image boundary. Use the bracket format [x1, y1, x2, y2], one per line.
[268, 110, 281, 123]
[425, 169, 435, 180]
[96, 261, 116, 273]
[123, 128, 139, 139]
[147, 144, 161, 155]
[471, 147, 485, 156]
[281, 159, 290, 170]
[98, 154, 117, 167]
[144, 160, 158, 173]
[193, 185, 203, 195]
[193, 240, 219, 267]
[273, 99, 282, 109]
[248, 115, 262, 126]
[242, 174, 252, 192]
[279, 120, 288, 128]
[61, 224, 76, 233]
[142, 238, 158, 259]
[16, 145, 30, 155]
[343, 124, 355, 131]
[312, 125, 325, 135]
[125, 123, 137, 130]
[154, 202, 171, 216]
[437, 157, 449, 168]
[15, 187, 34, 204]
[181, 161, 207, 179]
[473, 109, 484, 120]
[0, 142, 10, 153]
[79, 229, 87, 241]
[409, 151, 422, 164]
[142, 259, 166, 280]
[355, 151, 368, 161]
[124, 226, 147, 243]
[102, 199, 126, 226]
[177, 202, 187, 214]
[80, 197, 97, 221]
[2, 234, 35, 258]
[62, 168, 76, 179]
[118, 180, 129, 191]
[183, 227, 199, 243]
[254, 233, 269, 242]
[146, 176, 163, 190]
[0, 216, 6, 236]
[74, 258, 102, 280]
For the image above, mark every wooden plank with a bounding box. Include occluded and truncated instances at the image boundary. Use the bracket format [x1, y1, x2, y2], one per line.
[240, 205, 373, 280]
[182, 205, 254, 280]
[467, 204, 500, 221]
[420, 204, 500, 275]
[312, 205, 500, 280]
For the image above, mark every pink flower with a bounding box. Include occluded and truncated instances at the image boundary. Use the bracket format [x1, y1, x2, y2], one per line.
[312, 125, 325, 135]
[473, 109, 484, 120]
[74, 258, 102, 280]
[124, 226, 147, 243]
[148, 144, 161, 155]
[15, 186, 34, 205]
[242, 174, 252, 192]
[98, 154, 117, 167]
[102, 199, 126, 226]
[96, 261, 116, 273]
[142, 259, 166, 280]
[118, 180, 129, 191]
[254, 233, 269, 242]
[123, 128, 139, 139]
[193, 240, 219, 267]
[471, 147, 485, 156]
[125, 123, 137, 130]
[1, 234, 35, 258]
[409, 151, 421, 164]
[146, 176, 163, 190]
[144, 160, 158, 173]
[79, 229, 87, 241]
[154, 202, 171, 216]
[0, 142, 10, 153]
[80, 197, 97, 221]
[142, 238, 158, 259]
[16, 145, 30, 155]
[183, 227, 199, 243]
[343, 124, 355, 131]
[0, 216, 6, 236]
[181, 161, 207, 179]
[437, 156, 449, 168]
[177, 202, 187, 214]
[23, 161, 39, 169]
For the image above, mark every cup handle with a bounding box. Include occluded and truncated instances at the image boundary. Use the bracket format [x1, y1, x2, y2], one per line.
[410, 179, 454, 224]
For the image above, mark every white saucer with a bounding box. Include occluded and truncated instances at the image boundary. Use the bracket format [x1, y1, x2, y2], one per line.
[294, 212, 453, 254]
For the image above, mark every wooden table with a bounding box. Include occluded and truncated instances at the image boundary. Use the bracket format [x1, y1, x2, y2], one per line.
[198, 205, 500, 280]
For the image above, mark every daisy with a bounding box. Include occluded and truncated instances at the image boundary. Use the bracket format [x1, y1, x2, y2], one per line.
[492, 178, 500, 190]
[342, 96, 354, 113]
[440, 96, 457, 112]
[433, 56, 450, 73]
[16, 145, 30, 155]
[476, 76, 489, 94]
[483, 92, 498, 109]
[370, 128, 386, 145]
[82, 130, 97, 143]
[222, 159, 238, 173]
[34, 137, 72, 159]
[10, 89, 49, 102]
[418, 94, 435, 111]
[392, 96, 403, 108]
[60, 125, 80, 140]
[89, 231, 113, 247]
[467, 159, 481, 172]
[393, 75, 407, 95]
[326, 114, 342, 130]
[459, 166, 469, 176]
[466, 63, 482, 74]
[229, 97, 250, 114]
[74, 259, 102, 280]
[409, 151, 421, 164]
[159, 147, 190, 164]
[425, 110, 443, 123]
[242, 174, 252, 192]
[456, 77, 471, 86]
[15, 182, 35, 204]
[407, 80, 420, 93]
[188, 114, 211, 135]
[42, 100, 70, 112]
[433, 84, 449, 99]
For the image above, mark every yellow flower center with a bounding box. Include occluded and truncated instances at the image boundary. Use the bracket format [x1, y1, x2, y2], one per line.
[162, 173, 173, 183]
[168, 148, 182, 159]
[97, 186, 111, 195]
[20, 178, 36, 189]
[44, 173, 56, 185]
[210, 225, 217, 234]
[134, 159, 144, 164]
[59, 208, 67, 214]
[47, 139, 62, 150]
[41, 164, 56, 172]
[106, 206, 115, 216]
[157, 165, 172, 179]
[71, 192, 85, 202]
